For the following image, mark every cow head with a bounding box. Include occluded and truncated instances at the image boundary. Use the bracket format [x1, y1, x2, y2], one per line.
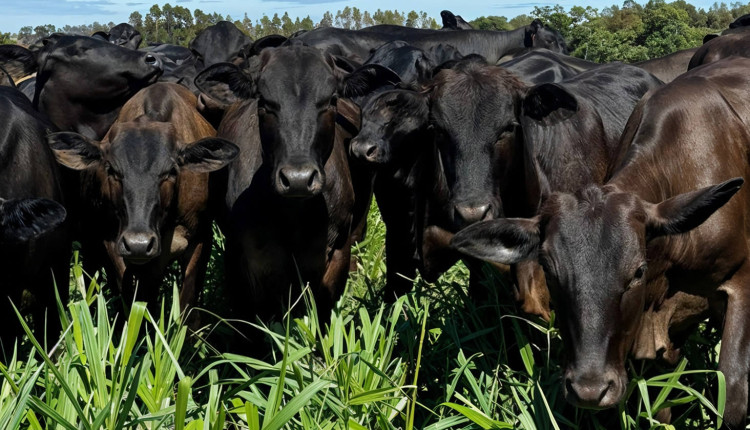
[195, 45, 397, 198]
[0, 198, 66, 244]
[36, 35, 162, 105]
[108, 23, 143, 50]
[528, 19, 569, 54]
[426, 59, 525, 230]
[48, 122, 237, 263]
[451, 178, 743, 409]
[350, 89, 430, 165]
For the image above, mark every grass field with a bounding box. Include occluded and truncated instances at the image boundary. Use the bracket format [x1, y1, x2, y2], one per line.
[0, 204, 729, 429]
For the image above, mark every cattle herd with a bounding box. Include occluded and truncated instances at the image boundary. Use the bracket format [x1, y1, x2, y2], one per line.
[2, 9, 750, 427]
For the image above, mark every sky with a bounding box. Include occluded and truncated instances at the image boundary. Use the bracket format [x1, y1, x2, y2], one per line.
[0, 0, 720, 34]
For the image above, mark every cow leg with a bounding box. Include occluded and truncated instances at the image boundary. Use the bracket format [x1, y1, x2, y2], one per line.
[319, 242, 352, 322]
[375, 175, 418, 301]
[511, 260, 551, 321]
[179, 235, 212, 329]
[717, 264, 750, 429]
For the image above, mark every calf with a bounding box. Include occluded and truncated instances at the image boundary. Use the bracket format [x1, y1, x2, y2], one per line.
[452, 57, 750, 429]
[48, 83, 238, 312]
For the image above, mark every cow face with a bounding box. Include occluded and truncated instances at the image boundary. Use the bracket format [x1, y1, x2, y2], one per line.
[37, 35, 162, 103]
[450, 178, 743, 409]
[195, 46, 398, 198]
[350, 90, 429, 165]
[48, 125, 237, 264]
[427, 60, 524, 230]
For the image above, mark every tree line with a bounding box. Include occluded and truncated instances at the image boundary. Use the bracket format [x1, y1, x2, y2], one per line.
[2, 1, 750, 62]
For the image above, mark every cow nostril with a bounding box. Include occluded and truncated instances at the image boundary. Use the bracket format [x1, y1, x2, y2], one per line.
[122, 239, 131, 253]
[307, 169, 318, 188]
[279, 170, 290, 189]
[365, 145, 377, 158]
[146, 236, 156, 254]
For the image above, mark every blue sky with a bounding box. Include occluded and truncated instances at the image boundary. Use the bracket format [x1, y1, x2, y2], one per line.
[0, 0, 719, 33]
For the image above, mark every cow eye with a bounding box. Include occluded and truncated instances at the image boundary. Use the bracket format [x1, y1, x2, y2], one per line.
[633, 264, 647, 281]
[105, 162, 121, 180]
[161, 167, 178, 181]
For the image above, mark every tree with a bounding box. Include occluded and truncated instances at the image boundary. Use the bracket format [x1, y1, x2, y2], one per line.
[470, 16, 511, 30]
[319, 11, 333, 27]
[129, 11, 144, 30]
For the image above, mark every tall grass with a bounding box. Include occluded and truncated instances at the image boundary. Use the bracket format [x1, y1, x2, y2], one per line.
[0, 204, 727, 429]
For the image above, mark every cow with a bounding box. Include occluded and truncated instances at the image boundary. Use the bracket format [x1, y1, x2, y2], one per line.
[441, 10, 474, 30]
[450, 57, 750, 429]
[0, 86, 69, 346]
[35, 35, 163, 140]
[633, 46, 698, 82]
[296, 20, 568, 64]
[47, 82, 238, 316]
[194, 45, 392, 330]
[688, 32, 750, 70]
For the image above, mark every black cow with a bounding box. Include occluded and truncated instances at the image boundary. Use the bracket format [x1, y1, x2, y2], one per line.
[48, 83, 238, 313]
[195, 45, 389, 328]
[362, 41, 436, 85]
[35, 35, 163, 139]
[0, 86, 69, 346]
[297, 21, 568, 64]
[441, 10, 474, 30]
[451, 57, 750, 429]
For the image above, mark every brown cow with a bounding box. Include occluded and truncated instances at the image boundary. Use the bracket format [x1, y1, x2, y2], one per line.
[48, 82, 238, 313]
[451, 57, 750, 428]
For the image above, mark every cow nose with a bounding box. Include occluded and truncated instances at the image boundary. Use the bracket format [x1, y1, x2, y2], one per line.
[454, 203, 492, 226]
[119, 231, 160, 263]
[565, 372, 619, 409]
[351, 139, 388, 164]
[277, 165, 323, 197]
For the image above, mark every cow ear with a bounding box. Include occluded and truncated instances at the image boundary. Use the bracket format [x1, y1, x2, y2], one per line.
[530, 19, 544, 33]
[246, 34, 288, 57]
[646, 177, 744, 238]
[0, 45, 38, 83]
[194, 63, 254, 107]
[0, 198, 66, 244]
[342, 64, 401, 98]
[47, 132, 102, 170]
[522, 83, 578, 124]
[450, 217, 541, 264]
[703, 33, 719, 44]
[441, 10, 459, 29]
[178, 137, 239, 172]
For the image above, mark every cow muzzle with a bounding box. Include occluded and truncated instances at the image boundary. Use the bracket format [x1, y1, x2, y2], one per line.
[563, 367, 626, 410]
[119, 230, 160, 264]
[350, 138, 389, 164]
[275, 163, 324, 198]
[453, 203, 494, 229]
